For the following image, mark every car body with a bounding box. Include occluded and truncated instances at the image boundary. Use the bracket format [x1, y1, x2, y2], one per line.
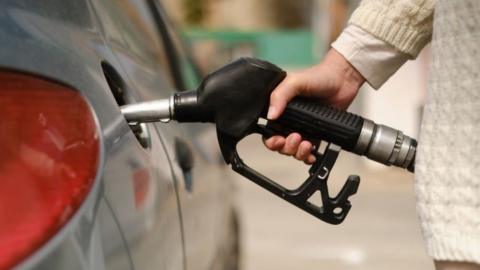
[0, 0, 239, 269]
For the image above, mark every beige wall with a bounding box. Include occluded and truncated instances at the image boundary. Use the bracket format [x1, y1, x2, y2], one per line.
[161, 0, 183, 25]
[161, 0, 274, 29]
[162, 0, 311, 30]
[206, 0, 274, 29]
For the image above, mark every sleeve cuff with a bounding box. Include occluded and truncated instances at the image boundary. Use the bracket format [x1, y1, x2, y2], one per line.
[331, 25, 410, 89]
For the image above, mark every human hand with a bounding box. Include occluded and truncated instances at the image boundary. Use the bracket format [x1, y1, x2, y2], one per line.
[264, 48, 365, 164]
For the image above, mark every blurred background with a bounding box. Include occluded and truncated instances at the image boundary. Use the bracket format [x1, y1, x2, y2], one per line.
[162, 0, 432, 269]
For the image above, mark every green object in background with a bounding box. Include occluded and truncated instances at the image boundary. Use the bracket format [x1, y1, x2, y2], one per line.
[255, 31, 317, 68]
[183, 29, 323, 68]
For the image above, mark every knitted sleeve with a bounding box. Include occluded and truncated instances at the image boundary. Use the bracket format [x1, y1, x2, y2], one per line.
[349, 0, 435, 58]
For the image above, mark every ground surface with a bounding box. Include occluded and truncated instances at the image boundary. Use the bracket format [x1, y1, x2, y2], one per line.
[233, 135, 434, 270]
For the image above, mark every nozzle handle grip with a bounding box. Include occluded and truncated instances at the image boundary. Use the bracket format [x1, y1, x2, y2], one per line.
[271, 97, 364, 151]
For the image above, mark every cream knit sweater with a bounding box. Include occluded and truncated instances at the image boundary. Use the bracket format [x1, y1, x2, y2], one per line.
[350, 0, 435, 58]
[347, 0, 480, 264]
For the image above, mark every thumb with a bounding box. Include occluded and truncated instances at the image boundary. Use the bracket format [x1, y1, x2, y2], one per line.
[267, 75, 300, 120]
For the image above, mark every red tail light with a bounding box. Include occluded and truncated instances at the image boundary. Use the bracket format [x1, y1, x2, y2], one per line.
[0, 70, 100, 269]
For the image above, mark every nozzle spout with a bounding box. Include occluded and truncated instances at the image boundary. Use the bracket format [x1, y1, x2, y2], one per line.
[120, 90, 206, 124]
[120, 97, 173, 123]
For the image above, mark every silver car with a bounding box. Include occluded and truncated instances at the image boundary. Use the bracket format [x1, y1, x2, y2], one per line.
[0, 0, 239, 269]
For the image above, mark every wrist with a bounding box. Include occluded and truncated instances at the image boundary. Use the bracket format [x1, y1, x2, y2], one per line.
[327, 48, 366, 90]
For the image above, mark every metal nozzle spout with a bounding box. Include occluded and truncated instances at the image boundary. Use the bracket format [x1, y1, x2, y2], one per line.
[120, 96, 173, 123]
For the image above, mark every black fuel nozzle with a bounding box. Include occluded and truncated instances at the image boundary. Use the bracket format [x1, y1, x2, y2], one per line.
[120, 57, 417, 224]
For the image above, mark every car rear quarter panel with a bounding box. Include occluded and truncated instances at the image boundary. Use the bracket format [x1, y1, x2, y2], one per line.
[0, 1, 183, 269]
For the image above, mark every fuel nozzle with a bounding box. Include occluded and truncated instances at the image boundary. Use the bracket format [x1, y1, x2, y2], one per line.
[120, 57, 417, 224]
[121, 58, 417, 172]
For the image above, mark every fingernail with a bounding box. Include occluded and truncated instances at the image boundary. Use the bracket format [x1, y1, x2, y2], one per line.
[289, 135, 300, 146]
[267, 106, 276, 120]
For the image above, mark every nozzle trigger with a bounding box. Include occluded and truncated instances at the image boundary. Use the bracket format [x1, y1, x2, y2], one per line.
[218, 128, 360, 224]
